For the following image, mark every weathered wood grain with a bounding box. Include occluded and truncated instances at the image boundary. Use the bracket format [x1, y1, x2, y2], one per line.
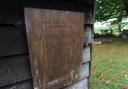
[1, 80, 33, 89]
[25, 8, 84, 89]
[82, 46, 90, 63]
[0, 55, 31, 88]
[80, 62, 89, 79]
[84, 26, 92, 45]
[63, 78, 88, 89]
[63, 62, 89, 89]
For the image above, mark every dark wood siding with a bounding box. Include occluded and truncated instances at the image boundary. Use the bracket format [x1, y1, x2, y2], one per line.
[0, 25, 28, 57]
[0, 0, 95, 89]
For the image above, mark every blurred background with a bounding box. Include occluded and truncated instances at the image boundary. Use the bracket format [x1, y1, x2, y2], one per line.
[90, 0, 128, 89]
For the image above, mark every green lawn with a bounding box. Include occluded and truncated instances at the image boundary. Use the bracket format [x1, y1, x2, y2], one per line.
[90, 38, 128, 89]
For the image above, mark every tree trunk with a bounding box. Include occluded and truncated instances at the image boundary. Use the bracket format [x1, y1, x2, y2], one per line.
[118, 23, 121, 32]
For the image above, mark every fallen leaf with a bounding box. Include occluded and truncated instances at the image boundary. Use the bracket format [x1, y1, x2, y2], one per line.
[104, 80, 110, 85]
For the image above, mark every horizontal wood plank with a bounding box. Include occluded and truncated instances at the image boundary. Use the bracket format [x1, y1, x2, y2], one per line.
[80, 62, 89, 79]
[0, 55, 32, 87]
[82, 46, 91, 63]
[0, 25, 28, 57]
[1, 80, 33, 89]
[84, 26, 93, 45]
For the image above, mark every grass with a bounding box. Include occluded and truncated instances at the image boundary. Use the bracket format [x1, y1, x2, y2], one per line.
[90, 38, 128, 89]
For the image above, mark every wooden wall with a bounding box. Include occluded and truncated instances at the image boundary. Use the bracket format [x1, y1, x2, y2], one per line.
[0, 0, 95, 89]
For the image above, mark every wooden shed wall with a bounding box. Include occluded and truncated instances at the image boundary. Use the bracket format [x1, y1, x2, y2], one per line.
[0, 1, 95, 89]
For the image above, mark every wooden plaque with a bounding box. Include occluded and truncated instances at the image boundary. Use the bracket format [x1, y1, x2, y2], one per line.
[24, 8, 84, 89]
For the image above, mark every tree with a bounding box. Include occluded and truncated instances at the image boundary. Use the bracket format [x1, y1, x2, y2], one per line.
[96, 0, 127, 32]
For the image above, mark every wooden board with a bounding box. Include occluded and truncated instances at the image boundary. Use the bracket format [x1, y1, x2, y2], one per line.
[1, 80, 33, 89]
[25, 8, 84, 89]
[0, 55, 31, 87]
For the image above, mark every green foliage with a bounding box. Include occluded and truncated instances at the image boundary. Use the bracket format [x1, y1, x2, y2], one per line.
[94, 23, 128, 37]
[94, 27, 121, 37]
[96, 0, 127, 23]
[95, 29, 113, 35]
